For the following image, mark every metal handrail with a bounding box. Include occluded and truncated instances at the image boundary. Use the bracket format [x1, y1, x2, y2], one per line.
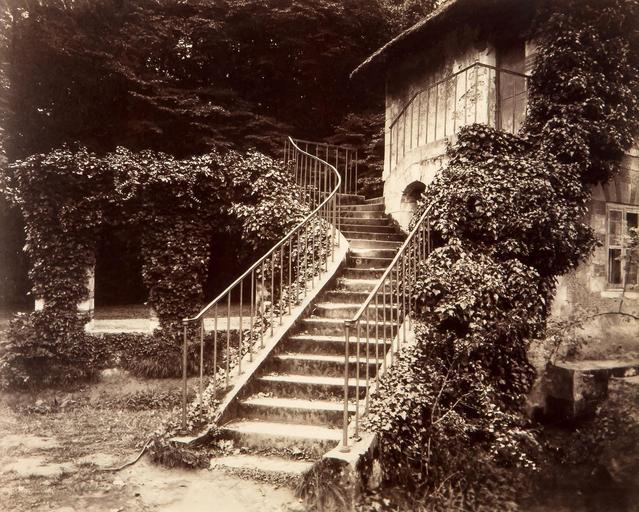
[389, 62, 528, 131]
[183, 143, 340, 324]
[340, 204, 434, 451]
[179, 136, 349, 429]
[388, 62, 529, 172]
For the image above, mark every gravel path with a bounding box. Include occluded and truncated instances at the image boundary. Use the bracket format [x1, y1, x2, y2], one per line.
[0, 375, 305, 512]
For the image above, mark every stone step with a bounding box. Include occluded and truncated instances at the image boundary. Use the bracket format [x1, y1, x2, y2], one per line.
[336, 193, 367, 205]
[349, 238, 403, 250]
[210, 453, 314, 481]
[336, 277, 385, 292]
[365, 196, 385, 205]
[342, 267, 386, 279]
[255, 374, 367, 400]
[269, 352, 379, 379]
[349, 247, 398, 259]
[322, 290, 370, 303]
[340, 223, 396, 234]
[346, 255, 394, 269]
[284, 333, 388, 355]
[342, 230, 405, 242]
[221, 419, 341, 458]
[299, 317, 399, 336]
[339, 210, 388, 220]
[339, 217, 391, 226]
[312, 302, 398, 320]
[238, 396, 356, 428]
[339, 203, 385, 212]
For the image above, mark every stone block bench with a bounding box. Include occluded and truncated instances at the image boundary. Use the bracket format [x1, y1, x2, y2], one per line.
[545, 359, 639, 420]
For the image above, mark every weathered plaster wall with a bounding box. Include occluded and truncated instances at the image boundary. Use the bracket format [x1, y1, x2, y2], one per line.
[383, 33, 536, 230]
[552, 148, 639, 357]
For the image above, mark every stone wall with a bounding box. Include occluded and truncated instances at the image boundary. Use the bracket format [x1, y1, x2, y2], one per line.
[552, 148, 639, 358]
[382, 33, 535, 230]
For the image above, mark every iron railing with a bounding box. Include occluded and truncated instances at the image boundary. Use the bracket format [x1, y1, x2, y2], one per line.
[286, 138, 359, 196]
[180, 137, 355, 429]
[388, 62, 528, 172]
[340, 205, 433, 450]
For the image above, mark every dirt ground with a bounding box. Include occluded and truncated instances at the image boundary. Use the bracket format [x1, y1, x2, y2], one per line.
[0, 373, 305, 512]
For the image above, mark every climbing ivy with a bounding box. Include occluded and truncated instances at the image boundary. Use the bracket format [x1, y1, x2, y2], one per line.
[0, 146, 304, 388]
[366, 0, 639, 508]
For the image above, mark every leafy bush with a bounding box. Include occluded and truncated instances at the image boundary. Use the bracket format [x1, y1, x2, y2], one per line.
[1, 311, 100, 388]
[0, 145, 304, 388]
[367, 0, 639, 506]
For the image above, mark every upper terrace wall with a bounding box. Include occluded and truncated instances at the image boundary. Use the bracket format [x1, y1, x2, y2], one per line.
[382, 33, 535, 229]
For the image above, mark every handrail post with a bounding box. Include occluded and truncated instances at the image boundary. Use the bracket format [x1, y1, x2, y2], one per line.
[182, 321, 188, 431]
[199, 320, 204, 408]
[341, 322, 351, 452]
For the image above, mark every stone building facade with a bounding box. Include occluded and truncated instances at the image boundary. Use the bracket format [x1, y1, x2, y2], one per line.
[353, 0, 639, 354]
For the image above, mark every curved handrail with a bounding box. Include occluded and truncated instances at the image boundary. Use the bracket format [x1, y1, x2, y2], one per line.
[178, 136, 348, 429]
[389, 62, 528, 131]
[183, 138, 341, 324]
[339, 203, 434, 451]
[388, 62, 529, 174]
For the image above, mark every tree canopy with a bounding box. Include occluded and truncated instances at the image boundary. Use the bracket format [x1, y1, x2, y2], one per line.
[2, 0, 411, 159]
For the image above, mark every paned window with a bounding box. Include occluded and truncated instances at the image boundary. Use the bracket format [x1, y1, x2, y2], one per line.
[607, 205, 639, 287]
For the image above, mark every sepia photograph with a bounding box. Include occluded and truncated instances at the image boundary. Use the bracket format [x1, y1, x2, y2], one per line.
[0, 0, 637, 510]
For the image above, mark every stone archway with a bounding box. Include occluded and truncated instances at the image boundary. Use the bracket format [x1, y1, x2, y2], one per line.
[399, 181, 426, 228]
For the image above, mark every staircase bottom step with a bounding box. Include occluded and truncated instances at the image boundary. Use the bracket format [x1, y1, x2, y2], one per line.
[221, 420, 341, 457]
[210, 454, 314, 477]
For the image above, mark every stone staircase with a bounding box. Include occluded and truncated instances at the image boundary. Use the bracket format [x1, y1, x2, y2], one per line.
[212, 194, 403, 474]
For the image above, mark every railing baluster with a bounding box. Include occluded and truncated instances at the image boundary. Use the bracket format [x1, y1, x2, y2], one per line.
[226, 292, 231, 387]
[365, 306, 370, 414]
[239, 280, 243, 372]
[341, 323, 351, 452]
[199, 320, 204, 407]
[288, 239, 292, 315]
[182, 323, 188, 430]
[382, 277, 387, 374]
[279, 246, 284, 325]
[250, 271, 254, 359]
[375, 293, 380, 385]
[213, 303, 218, 398]
[260, 262, 265, 349]
[270, 252, 275, 336]
[355, 320, 361, 436]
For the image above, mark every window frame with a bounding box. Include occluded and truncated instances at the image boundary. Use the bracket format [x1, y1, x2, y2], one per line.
[606, 203, 639, 289]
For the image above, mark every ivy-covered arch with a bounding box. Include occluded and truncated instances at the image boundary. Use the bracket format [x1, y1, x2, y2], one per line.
[0, 145, 305, 387]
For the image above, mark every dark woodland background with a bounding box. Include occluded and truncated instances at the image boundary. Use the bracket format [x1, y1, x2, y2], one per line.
[0, 0, 437, 309]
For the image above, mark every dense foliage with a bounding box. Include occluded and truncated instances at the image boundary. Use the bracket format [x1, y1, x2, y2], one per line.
[2, 0, 392, 160]
[0, 146, 304, 387]
[365, 0, 639, 508]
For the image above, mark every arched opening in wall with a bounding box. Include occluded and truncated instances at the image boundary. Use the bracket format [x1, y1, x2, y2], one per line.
[0, 200, 31, 332]
[401, 181, 426, 222]
[94, 225, 148, 322]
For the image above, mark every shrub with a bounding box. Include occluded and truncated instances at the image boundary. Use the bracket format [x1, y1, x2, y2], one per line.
[0, 145, 304, 388]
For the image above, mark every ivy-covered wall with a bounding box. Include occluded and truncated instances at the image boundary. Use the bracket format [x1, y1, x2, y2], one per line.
[365, 0, 639, 506]
[0, 145, 306, 387]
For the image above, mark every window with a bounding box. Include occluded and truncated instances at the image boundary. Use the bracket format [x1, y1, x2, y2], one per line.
[607, 205, 639, 288]
[497, 40, 528, 134]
